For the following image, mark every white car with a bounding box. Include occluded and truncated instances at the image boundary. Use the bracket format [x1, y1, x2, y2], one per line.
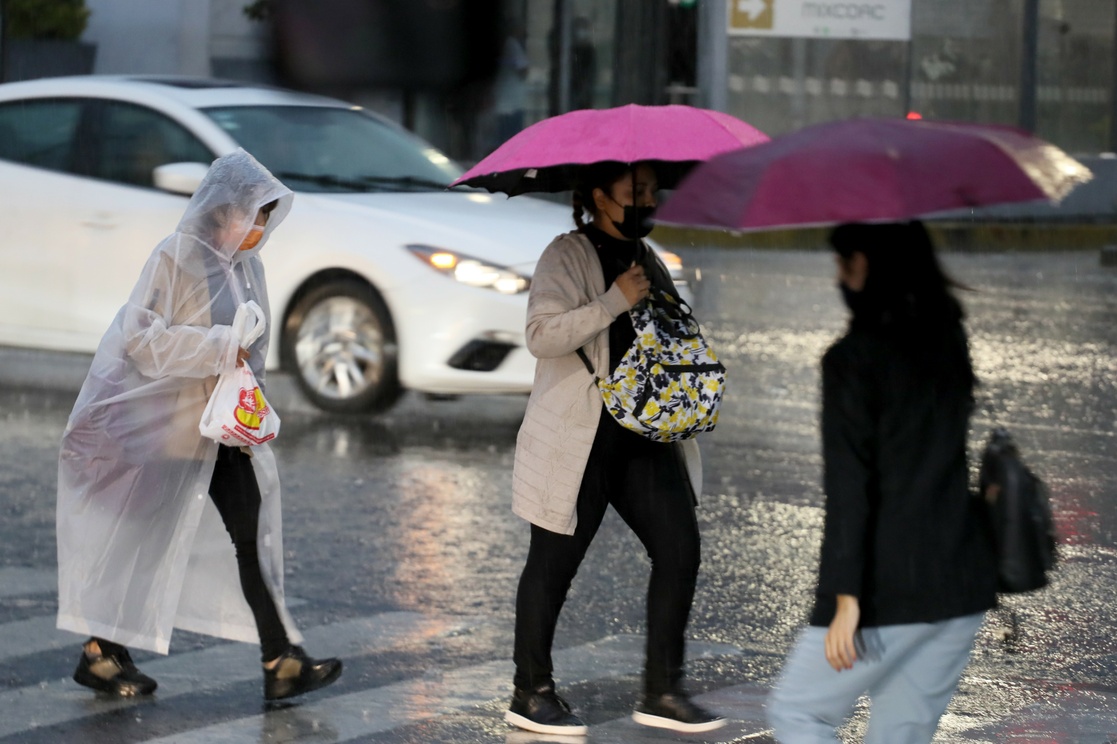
[0, 75, 688, 412]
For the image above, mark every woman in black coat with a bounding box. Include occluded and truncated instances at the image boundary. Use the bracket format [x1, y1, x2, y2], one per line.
[767, 221, 997, 743]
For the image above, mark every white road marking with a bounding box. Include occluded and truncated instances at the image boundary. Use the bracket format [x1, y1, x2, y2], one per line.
[138, 635, 743, 744]
[0, 611, 476, 739]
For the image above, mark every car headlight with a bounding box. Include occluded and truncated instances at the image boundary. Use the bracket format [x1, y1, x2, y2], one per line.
[406, 245, 530, 295]
[657, 248, 683, 274]
[655, 248, 688, 286]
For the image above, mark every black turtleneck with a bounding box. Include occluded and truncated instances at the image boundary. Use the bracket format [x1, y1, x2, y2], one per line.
[582, 224, 639, 287]
[581, 224, 641, 372]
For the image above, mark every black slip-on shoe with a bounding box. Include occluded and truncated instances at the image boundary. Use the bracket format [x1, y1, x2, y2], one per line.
[632, 691, 726, 733]
[73, 647, 158, 697]
[264, 645, 343, 701]
[504, 683, 588, 736]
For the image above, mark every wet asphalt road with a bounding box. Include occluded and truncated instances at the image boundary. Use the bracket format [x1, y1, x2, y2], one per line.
[1, 246, 1116, 742]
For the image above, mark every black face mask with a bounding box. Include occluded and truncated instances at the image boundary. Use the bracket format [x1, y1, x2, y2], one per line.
[607, 196, 656, 240]
[839, 282, 865, 314]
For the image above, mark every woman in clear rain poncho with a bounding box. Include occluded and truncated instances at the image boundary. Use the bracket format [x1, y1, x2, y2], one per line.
[57, 149, 341, 701]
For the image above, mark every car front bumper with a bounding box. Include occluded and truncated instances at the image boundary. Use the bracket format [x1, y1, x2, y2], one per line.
[383, 279, 536, 395]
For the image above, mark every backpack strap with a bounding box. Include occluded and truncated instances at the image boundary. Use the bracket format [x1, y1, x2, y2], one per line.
[637, 239, 684, 305]
[575, 347, 597, 378]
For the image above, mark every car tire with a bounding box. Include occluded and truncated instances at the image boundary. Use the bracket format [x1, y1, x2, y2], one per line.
[282, 280, 403, 413]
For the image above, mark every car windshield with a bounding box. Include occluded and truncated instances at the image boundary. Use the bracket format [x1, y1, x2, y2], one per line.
[203, 105, 464, 193]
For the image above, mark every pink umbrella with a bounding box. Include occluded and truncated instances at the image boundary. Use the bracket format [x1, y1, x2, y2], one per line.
[655, 117, 1092, 232]
[452, 104, 769, 195]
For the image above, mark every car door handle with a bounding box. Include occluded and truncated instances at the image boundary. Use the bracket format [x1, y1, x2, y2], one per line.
[81, 213, 119, 230]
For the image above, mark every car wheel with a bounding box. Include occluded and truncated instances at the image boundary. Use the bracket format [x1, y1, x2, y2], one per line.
[282, 280, 403, 413]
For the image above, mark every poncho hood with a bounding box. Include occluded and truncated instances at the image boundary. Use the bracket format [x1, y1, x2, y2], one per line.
[178, 148, 294, 263]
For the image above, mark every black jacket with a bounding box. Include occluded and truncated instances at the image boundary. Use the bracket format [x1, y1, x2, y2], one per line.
[809, 321, 997, 627]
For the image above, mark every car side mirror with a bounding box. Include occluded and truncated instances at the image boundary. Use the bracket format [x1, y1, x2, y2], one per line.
[153, 162, 210, 195]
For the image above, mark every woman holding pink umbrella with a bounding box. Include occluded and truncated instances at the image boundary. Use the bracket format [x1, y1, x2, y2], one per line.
[453, 102, 766, 737]
[505, 160, 725, 736]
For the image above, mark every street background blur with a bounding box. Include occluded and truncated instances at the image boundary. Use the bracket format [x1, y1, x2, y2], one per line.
[5, 2, 1112, 157]
[8, 0, 1114, 230]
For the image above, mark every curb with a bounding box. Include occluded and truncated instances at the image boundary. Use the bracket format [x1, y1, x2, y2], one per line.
[0, 346, 322, 415]
[652, 221, 1117, 254]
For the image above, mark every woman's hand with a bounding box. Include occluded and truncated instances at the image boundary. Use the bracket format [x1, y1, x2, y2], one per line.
[825, 594, 860, 671]
[235, 347, 251, 367]
[615, 262, 650, 307]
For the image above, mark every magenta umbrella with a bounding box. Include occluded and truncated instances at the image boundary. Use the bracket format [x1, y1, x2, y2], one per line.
[655, 117, 1092, 232]
[451, 104, 769, 195]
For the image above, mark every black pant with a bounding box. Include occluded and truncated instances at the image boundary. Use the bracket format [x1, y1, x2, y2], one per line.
[512, 410, 702, 695]
[207, 444, 290, 662]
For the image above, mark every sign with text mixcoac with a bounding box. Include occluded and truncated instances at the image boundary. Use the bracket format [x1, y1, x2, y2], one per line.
[728, 0, 912, 40]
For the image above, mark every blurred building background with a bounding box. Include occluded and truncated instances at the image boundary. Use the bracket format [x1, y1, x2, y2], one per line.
[20, 0, 1115, 163]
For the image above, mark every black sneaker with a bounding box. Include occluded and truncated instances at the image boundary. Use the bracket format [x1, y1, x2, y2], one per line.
[504, 683, 588, 736]
[73, 646, 157, 697]
[632, 691, 726, 733]
[264, 645, 343, 701]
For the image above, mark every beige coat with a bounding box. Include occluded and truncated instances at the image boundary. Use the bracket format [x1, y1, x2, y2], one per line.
[512, 230, 702, 535]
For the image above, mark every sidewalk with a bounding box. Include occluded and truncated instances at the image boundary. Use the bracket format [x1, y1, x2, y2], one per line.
[654, 222, 1117, 254]
[0, 345, 323, 415]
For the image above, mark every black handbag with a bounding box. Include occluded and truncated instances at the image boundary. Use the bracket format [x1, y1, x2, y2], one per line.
[979, 427, 1057, 594]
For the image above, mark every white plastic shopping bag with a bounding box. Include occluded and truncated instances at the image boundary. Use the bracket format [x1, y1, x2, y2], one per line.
[199, 301, 280, 446]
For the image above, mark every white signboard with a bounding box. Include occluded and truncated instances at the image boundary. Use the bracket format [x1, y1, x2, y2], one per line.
[728, 0, 912, 40]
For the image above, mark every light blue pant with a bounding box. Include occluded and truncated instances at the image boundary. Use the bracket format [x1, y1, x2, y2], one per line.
[767, 612, 985, 744]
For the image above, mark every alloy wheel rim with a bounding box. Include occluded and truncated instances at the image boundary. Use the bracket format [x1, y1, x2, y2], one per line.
[294, 296, 385, 401]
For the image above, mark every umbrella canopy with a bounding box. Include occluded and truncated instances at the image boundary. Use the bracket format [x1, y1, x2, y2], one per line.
[655, 117, 1093, 232]
[452, 103, 769, 195]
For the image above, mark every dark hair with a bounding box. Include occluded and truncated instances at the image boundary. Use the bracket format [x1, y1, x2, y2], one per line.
[829, 221, 966, 327]
[830, 220, 974, 392]
[196, 199, 278, 239]
[571, 161, 633, 229]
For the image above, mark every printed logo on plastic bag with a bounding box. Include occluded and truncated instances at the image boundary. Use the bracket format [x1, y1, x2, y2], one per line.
[236, 386, 272, 430]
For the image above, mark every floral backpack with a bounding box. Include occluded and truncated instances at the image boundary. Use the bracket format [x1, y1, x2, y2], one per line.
[577, 285, 725, 443]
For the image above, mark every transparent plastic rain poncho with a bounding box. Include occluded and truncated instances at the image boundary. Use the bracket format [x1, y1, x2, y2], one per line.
[57, 149, 303, 654]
